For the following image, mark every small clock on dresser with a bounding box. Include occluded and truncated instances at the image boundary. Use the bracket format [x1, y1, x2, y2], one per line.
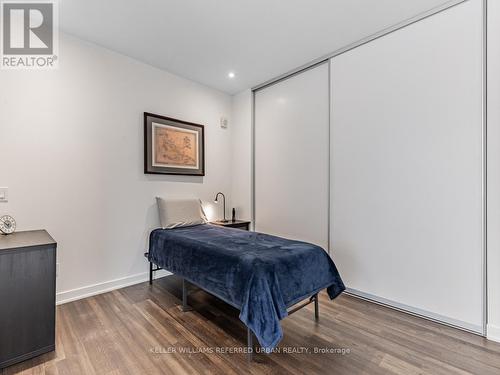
[0, 215, 16, 235]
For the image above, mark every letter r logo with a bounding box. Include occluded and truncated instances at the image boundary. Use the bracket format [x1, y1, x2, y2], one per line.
[2, 2, 53, 55]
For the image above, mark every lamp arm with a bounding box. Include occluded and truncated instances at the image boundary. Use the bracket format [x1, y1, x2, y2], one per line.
[214, 192, 227, 222]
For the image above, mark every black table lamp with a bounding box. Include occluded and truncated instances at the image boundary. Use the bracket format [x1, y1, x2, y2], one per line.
[214, 192, 228, 223]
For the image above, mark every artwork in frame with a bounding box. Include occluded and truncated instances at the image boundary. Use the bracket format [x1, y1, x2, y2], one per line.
[144, 112, 205, 176]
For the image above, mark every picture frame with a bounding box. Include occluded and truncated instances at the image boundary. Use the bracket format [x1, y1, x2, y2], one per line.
[144, 112, 205, 176]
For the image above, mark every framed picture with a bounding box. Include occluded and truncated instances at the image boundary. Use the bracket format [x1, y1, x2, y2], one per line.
[144, 112, 205, 176]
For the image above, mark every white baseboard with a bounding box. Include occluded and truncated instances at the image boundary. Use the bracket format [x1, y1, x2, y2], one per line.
[56, 270, 172, 305]
[345, 288, 484, 335]
[487, 324, 500, 343]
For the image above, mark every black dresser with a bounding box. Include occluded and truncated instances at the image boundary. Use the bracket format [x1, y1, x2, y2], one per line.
[0, 230, 56, 369]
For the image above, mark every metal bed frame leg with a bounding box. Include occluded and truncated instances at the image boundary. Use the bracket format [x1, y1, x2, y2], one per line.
[146, 253, 163, 286]
[314, 293, 319, 321]
[247, 328, 253, 361]
[181, 278, 193, 312]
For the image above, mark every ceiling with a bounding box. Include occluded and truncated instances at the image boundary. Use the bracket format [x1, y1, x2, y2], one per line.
[60, 0, 452, 94]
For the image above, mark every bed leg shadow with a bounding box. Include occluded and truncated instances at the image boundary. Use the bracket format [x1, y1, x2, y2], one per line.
[181, 278, 193, 312]
[314, 293, 319, 321]
[247, 328, 253, 362]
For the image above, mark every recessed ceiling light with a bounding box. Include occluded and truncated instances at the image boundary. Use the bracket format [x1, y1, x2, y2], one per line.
[228, 72, 235, 79]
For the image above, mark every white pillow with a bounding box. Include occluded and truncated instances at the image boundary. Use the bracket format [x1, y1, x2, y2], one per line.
[156, 198, 207, 229]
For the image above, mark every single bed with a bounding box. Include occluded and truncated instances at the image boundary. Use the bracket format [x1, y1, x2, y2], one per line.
[146, 223, 344, 358]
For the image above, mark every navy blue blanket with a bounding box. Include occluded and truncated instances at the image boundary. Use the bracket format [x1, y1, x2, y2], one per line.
[148, 224, 344, 350]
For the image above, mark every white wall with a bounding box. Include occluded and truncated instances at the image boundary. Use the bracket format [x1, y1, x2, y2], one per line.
[487, 0, 500, 342]
[0, 34, 232, 303]
[230, 90, 252, 222]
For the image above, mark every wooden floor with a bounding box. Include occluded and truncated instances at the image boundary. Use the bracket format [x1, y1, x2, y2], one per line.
[3, 276, 500, 375]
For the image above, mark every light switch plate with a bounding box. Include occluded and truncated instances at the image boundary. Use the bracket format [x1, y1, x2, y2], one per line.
[0, 187, 8, 202]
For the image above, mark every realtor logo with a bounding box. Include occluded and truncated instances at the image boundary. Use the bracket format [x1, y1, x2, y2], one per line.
[1, 0, 58, 69]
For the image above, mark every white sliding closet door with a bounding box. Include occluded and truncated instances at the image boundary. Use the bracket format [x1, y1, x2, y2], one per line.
[330, 0, 483, 331]
[255, 63, 329, 249]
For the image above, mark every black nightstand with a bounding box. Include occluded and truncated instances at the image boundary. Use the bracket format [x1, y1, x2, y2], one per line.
[210, 220, 251, 231]
[0, 230, 56, 369]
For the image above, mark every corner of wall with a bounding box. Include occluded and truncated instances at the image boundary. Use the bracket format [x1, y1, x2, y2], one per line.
[487, 324, 500, 343]
[229, 89, 253, 221]
[487, 0, 500, 338]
